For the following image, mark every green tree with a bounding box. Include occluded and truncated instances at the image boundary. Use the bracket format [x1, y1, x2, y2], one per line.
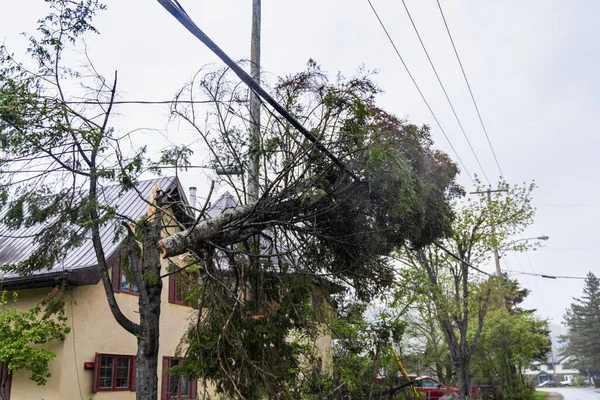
[0, 289, 70, 400]
[471, 279, 551, 400]
[561, 272, 600, 376]
[398, 179, 537, 399]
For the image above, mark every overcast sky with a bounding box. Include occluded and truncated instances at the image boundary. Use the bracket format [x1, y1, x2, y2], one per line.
[2, 0, 599, 329]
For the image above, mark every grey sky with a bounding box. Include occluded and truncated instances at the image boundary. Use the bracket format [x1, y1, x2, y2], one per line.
[2, 0, 598, 328]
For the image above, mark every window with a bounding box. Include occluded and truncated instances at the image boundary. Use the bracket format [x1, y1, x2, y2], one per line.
[120, 272, 139, 295]
[111, 255, 139, 296]
[421, 378, 440, 388]
[162, 357, 197, 400]
[168, 271, 198, 306]
[92, 354, 136, 392]
[0, 362, 11, 400]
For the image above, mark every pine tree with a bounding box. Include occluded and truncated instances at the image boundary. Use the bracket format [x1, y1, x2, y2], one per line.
[561, 272, 600, 375]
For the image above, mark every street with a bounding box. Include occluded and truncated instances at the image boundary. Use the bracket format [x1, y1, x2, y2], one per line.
[539, 387, 600, 400]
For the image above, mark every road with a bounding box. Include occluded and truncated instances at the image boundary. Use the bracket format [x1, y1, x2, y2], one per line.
[539, 387, 600, 400]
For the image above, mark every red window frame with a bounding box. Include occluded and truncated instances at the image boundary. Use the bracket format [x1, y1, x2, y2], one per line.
[111, 255, 139, 296]
[92, 353, 136, 392]
[161, 357, 197, 400]
[168, 271, 198, 306]
[0, 362, 11, 400]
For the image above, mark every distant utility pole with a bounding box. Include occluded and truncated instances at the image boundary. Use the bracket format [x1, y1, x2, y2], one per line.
[471, 187, 508, 275]
[248, 0, 261, 202]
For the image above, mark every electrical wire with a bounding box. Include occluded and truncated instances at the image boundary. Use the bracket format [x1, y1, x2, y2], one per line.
[155, 0, 361, 183]
[433, 241, 492, 276]
[61, 100, 243, 105]
[535, 204, 600, 207]
[516, 252, 550, 314]
[510, 271, 586, 280]
[536, 247, 600, 251]
[366, 0, 474, 184]
[400, 0, 490, 184]
[436, 0, 504, 179]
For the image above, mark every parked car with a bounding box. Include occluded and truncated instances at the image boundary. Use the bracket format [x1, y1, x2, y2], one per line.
[559, 378, 572, 386]
[537, 380, 557, 387]
[376, 375, 459, 400]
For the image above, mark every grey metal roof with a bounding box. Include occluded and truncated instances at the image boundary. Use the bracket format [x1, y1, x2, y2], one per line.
[0, 176, 182, 280]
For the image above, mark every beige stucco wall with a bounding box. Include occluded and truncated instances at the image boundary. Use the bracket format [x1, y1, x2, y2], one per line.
[5, 269, 335, 400]
[6, 259, 197, 400]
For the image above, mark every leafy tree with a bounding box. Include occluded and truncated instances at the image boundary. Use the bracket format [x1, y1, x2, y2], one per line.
[561, 272, 600, 376]
[398, 179, 536, 399]
[471, 279, 550, 400]
[0, 2, 462, 399]
[0, 288, 70, 400]
[401, 301, 455, 384]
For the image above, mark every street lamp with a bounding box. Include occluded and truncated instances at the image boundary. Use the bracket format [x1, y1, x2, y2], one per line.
[498, 235, 549, 258]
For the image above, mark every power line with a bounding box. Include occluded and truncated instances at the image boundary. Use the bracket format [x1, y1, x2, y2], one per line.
[433, 241, 492, 276]
[509, 271, 586, 280]
[505, 254, 550, 315]
[365, 0, 474, 184]
[156, 0, 361, 183]
[0, 165, 220, 174]
[536, 247, 600, 251]
[536, 204, 600, 207]
[62, 99, 244, 105]
[435, 0, 504, 180]
[400, 0, 490, 184]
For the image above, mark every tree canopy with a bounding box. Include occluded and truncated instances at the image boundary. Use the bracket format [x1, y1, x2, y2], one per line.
[561, 272, 600, 376]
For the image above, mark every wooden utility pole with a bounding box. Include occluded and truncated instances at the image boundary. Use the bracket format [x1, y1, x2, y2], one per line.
[248, 0, 261, 202]
[470, 187, 507, 275]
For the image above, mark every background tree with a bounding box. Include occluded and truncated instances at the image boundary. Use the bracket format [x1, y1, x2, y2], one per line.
[560, 272, 600, 377]
[0, 289, 70, 400]
[0, 2, 463, 399]
[471, 279, 551, 400]
[397, 180, 536, 399]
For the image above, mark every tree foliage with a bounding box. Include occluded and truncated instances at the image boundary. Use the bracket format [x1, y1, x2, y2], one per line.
[398, 179, 537, 399]
[162, 62, 464, 398]
[561, 272, 600, 376]
[471, 280, 550, 400]
[0, 288, 70, 393]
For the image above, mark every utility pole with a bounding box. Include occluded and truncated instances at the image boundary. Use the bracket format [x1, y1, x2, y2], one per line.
[470, 187, 507, 275]
[248, 0, 261, 202]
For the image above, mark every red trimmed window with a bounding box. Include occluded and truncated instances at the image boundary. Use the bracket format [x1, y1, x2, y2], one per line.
[112, 258, 139, 296]
[92, 354, 136, 392]
[161, 357, 197, 400]
[168, 271, 198, 306]
[0, 362, 11, 400]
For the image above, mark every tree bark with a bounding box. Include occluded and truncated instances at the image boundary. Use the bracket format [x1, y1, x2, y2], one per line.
[135, 196, 164, 400]
[136, 285, 161, 400]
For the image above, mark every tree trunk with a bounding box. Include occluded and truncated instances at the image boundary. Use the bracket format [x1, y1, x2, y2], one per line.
[136, 282, 162, 400]
[136, 192, 164, 400]
[455, 355, 471, 400]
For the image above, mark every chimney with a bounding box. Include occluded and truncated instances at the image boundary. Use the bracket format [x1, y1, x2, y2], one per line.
[189, 186, 197, 217]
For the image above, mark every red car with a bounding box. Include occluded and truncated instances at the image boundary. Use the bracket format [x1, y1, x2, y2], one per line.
[376, 375, 459, 399]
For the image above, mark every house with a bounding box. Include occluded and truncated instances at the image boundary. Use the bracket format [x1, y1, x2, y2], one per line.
[523, 355, 581, 385]
[0, 176, 334, 399]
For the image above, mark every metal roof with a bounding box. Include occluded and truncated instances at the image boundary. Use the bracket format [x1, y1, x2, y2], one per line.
[0, 176, 182, 280]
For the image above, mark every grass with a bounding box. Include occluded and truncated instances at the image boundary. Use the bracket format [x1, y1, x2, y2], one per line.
[533, 391, 548, 399]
